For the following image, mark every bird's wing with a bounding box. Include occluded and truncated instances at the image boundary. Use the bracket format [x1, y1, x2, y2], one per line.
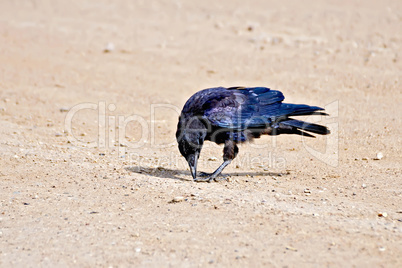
[202, 87, 327, 130]
[203, 87, 284, 129]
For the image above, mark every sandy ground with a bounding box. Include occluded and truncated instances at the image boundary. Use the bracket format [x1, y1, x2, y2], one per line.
[0, 0, 401, 267]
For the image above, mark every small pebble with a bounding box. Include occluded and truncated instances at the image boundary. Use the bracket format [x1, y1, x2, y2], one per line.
[208, 157, 218, 161]
[171, 196, 184, 203]
[374, 152, 383, 160]
[378, 212, 387, 218]
[286, 246, 298, 251]
[214, 22, 224, 29]
[59, 107, 69, 112]
[55, 133, 63, 137]
[362, 183, 367, 189]
[104, 42, 115, 53]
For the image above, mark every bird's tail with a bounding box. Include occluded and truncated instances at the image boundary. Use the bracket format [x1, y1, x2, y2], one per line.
[262, 103, 330, 136]
[280, 119, 330, 135]
[278, 103, 328, 117]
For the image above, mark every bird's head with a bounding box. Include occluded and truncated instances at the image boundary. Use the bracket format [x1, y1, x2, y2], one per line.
[176, 115, 207, 180]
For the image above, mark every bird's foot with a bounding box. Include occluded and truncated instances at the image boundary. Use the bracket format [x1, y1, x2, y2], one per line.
[193, 177, 213, 182]
[194, 172, 228, 183]
[198, 172, 213, 178]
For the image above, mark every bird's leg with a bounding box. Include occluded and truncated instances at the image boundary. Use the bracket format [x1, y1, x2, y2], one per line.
[194, 160, 232, 182]
[194, 140, 238, 182]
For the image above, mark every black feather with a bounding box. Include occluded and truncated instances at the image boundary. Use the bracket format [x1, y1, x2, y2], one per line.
[176, 86, 331, 182]
[281, 119, 330, 135]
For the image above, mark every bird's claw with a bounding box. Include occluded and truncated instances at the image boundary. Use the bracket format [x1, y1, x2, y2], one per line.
[193, 173, 228, 183]
[193, 177, 213, 183]
[198, 172, 212, 178]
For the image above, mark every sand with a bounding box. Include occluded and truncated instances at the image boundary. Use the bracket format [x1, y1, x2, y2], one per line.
[0, 0, 401, 267]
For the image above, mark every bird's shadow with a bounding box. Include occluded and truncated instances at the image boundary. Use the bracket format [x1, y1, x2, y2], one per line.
[125, 166, 288, 182]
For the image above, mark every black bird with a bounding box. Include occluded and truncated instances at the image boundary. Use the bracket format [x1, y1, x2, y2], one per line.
[176, 86, 330, 182]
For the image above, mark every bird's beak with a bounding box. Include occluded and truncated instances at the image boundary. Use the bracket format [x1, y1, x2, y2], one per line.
[188, 152, 198, 180]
